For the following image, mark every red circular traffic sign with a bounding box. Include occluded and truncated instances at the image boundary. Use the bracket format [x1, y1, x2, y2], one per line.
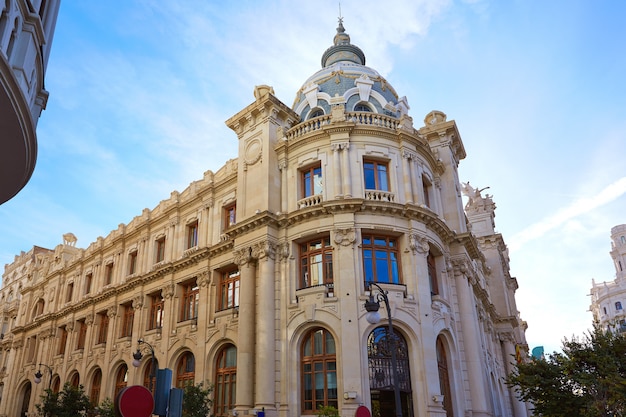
[355, 405, 371, 417]
[116, 385, 154, 417]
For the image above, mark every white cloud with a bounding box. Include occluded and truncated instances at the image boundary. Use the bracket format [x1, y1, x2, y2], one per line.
[509, 177, 626, 251]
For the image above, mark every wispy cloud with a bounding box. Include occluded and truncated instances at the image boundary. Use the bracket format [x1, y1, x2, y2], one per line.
[509, 177, 626, 251]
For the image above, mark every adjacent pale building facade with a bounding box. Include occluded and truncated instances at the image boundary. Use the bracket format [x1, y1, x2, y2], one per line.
[0, 22, 529, 417]
[0, 0, 60, 204]
[590, 224, 626, 332]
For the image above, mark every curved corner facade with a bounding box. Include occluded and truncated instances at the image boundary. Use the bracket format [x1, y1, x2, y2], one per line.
[0, 23, 530, 417]
[0, 0, 60, 205]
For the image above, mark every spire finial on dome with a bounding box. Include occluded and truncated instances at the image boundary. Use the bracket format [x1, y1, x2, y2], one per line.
[321, 15, 366, 67]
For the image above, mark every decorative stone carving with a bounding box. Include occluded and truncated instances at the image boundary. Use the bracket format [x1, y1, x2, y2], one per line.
[107, 306, 118, 318]
[253, 240, 277, 261]
[132, 295, 144, 310]
[85, 314, 94, 325]
[244, 137, 263, 166]
[409, 234, 429, 254]
[233, 247, 254, 266]
[163, 283, 175, 299]
[63, 232, 77, 246]
[333, 228, 356, 247]
[198, 271, 210, 287]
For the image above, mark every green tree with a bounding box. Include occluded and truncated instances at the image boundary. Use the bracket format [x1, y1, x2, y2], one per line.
[316, 405, 339, 417]
[182, 382, 213, 417]
[34, 383, 94, 417]
[96, 397, 116, 417]
[507, 323, 626, 417]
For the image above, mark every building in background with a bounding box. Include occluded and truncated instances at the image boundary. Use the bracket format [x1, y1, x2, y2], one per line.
[0, 0, 60, 205]
[0, 21, 530, 417]
[590, 224, 626, 333]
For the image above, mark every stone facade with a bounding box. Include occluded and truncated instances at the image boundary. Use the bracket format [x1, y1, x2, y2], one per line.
[590, 225, 626, 332]
[0, 0, 60, 204]
[0, 22, 529, 417]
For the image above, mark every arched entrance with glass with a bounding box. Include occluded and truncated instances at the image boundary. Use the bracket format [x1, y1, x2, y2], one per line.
[367, 326, 412, 417]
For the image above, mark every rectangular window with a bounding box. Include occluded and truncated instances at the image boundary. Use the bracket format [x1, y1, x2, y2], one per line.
[66, 282, 74, 303]
[224, 204, 236, 229]
[299, 237, 333, 289]
[58, 326, 68, 355]
[219, 270, 240, 310]
[186, 221, 199, 249]
[363, 160, 389, 191]
[76, 319, 87, 350]
[301, 164, 323, 198]
[128, 251, 138, 275]
[84, 273, 92, 295]
[422, 175, 432, 208]
[27, 336, 37, 363]
[427, 251, 439, 296]
[155, 237, 166, 263]
[120, 303, 134, 338]
[105, 263, 114, 286]
[362, 235, 401, 284]
[180, 281, 199, 322]
[148, 292, 164, 330]
[97, 312, 109, 345]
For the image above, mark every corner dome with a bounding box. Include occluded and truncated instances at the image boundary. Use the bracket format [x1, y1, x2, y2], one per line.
[292, 19, 409, 121]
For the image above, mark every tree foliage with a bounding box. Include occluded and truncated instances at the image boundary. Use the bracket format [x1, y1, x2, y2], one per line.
[507, 323, 626, 417]
[182, 382, 213, 417]
[34, 383, 94, 417]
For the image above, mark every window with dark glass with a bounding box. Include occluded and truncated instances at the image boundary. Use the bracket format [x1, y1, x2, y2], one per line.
[66, 282, 74, 303]
[176, 352, 195, 388]
[436, 337, 454, 417]
[422, 175, 432, 208]
[180, 281, 199, 322]
[120, 302, 134, 338]
[302, 164, 323, 198]
[114, 365, 128, 398]
[214, 345, 237, 417]
[363, 160, 389, 191]
[84, 273, 92, 295]
[224, 204, 236, 229]
[427, 251, 438, 296]
[354, 103, 372, 112]
[58, 326, 68, 355]
[90, 369, 102, 406]
[301, 328, 337, 413]
[155, 237, 166, 263]
[186, 221, 199, 249]
[299, 237, 333, 289]
[76, 319, 87, 350]
[128, 251, 138, 275]
[617, 301, 623, 311]
[97, 312, 108, 344]
[143, 359, 159, 395]
[70, 373, 80, 388]
[148, 292, 164, 329]
[219, 270, 240, 310]
[105, 263, 114, 285]
[362, 235, 401, 284]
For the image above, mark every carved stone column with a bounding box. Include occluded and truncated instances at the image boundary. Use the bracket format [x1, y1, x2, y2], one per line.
[253, 241, 277, 409]
[402, 151, 415, 204]
[234, 247, 256, 410]
[332, 144, 342, 199]
[452, 258, 490, 417]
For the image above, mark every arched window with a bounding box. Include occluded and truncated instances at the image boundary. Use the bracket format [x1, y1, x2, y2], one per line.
[51, 376, 61, 394]
[308, 108, 324, 119]
[143, 358, 159, 394]
[354, 103, 372, 112]
[436, 337, 454, 417]
[621, 236, 626, 244]
[90, 369, 102, 406]
[301, 328, 337, 413]
[114, 365, 128, 399]
[367, 326, 412, 417]
[176, 352, 195, 388]
[214, 345, 237, 417]
[70, 372, 80, 388]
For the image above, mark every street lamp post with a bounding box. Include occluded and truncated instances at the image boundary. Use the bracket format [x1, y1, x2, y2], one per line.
[34, 363, 53, 389]
[132, 338, 157, 392]
[364, 282, 403, 417]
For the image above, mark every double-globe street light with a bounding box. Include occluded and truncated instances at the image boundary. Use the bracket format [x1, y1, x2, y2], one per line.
[34, 363, 53, 389]
[132, 338, 157, 392]
[364, 282, 403, 417]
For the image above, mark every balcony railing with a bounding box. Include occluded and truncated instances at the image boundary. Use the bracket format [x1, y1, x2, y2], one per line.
[297, 194, 323, 209]
[364, 190, 395, 202]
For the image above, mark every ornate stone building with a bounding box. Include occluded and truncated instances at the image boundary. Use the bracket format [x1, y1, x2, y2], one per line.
[590, 224, 626, 332]
[0, 21, 529, 417]
[0, 0, 60, 204]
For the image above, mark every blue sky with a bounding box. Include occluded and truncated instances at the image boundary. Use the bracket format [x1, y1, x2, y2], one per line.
[1, 0, 625, 354]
